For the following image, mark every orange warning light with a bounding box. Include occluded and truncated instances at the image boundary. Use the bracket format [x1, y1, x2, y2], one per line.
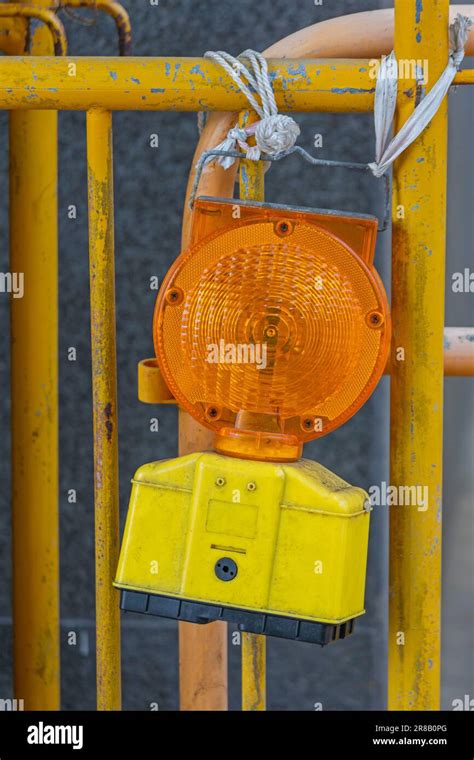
[154, 198, 390, 460]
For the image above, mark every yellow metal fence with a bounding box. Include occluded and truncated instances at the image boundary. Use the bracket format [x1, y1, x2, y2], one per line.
[3, 0, 474, 711]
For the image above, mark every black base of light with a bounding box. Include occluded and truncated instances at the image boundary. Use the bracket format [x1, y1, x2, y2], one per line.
[120, 589, 356, 646]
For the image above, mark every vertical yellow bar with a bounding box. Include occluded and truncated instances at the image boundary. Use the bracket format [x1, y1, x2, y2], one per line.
[87, 108, 122, 710]
[10, 20, 60, 710]
[239, 114, 266, 711]
[389, 0, 449, 710]
[241, 631, 266, 711]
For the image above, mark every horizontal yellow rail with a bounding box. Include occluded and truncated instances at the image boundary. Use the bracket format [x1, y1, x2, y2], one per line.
[455, 69, 474, 85]
[0, 56, 471, 113]
[0, 56, 375, 111]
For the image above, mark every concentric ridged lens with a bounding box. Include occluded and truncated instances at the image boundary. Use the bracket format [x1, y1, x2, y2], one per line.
[154, 210, 390, 441]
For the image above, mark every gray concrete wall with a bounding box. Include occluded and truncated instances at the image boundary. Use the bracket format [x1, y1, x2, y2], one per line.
[0, 0, 471, 711]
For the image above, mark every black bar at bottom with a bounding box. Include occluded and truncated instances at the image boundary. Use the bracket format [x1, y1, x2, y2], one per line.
[120, 588, 355, 646]
[0, 710, 469, 757]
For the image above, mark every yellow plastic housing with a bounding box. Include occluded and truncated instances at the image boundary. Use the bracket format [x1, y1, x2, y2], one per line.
[154, 199, 390, 449]
[115, 451, 370, 625]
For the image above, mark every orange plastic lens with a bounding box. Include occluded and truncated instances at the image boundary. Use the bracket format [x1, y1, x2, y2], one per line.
[154, 199, 390, 443]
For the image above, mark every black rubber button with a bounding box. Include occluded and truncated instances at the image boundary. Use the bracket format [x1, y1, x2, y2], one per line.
[214, 557, 238, 581]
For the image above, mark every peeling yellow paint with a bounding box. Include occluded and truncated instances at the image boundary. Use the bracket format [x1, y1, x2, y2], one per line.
[87, 108, 122, 711]
[10, 12, 60, 711]
[239, 126, 266, 713]
[389, 0, 448, 711]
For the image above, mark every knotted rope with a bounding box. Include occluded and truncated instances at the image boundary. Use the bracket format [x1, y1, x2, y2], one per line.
[196, 14, 471, 209]
[201, 49, 300, 169]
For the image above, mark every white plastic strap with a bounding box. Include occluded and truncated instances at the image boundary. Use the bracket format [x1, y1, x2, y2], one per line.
[369, 14, 472, 178]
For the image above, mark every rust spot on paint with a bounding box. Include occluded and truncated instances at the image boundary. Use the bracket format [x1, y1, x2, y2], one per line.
[104, 402, 113, 442]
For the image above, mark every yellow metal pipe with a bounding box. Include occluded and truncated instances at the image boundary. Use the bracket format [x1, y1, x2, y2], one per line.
[0, 55, 471, 113]
[60, 0, 132, 55]
[239, 127, 265, 204]
[0, 16, 26, 55]
[238, 116, 267, 712]
[87, 108, 121, 710]
[0, 56, 377, 112]
[389, 0, 449, 711]
[0, 4, 67, 55]
[454, 69, 474, 85]
[10, 19, 60, 711]
[242, 633, 266, 711]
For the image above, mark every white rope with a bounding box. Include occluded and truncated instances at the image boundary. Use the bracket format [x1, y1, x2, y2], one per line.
[201, 49, 300, 169]
[369, 14, 472, 178]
